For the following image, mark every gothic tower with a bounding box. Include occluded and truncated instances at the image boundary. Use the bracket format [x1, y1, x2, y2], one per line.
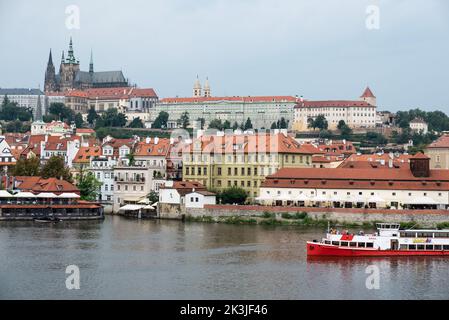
[59, 37, 80, 92]
[89, 50, 94, 73]
[193, 75, 202, 97]
[44, 49, 57, 92]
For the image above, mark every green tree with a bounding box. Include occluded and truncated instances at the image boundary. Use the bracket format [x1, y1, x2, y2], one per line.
[40, 155, 73, 183]
[147, 190, 159, 204]
[128, 117, 144, 128]
[180, 111, 190, 129]
[87, 106, 98, 125]
[279, 117, 288, 129]
[218, 187, 248, 205]
[196, 117, 205, 129]
[11, 157, 41, 176]
[312, 114, 328, 130]
[152, 111, 169, 129]
[48, 102, 74, 123]
[271, 122, 277, 129]
[74, 113, 84, 128]
[208, 119, 223, 130]
[244, 117, 253, 130]
[77, 170, 102, 201]
[223, 120, 231, 130]
[96, 108, 127, 128]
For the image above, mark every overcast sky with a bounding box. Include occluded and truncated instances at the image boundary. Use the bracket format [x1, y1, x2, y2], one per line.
[0, 0, 448, 112]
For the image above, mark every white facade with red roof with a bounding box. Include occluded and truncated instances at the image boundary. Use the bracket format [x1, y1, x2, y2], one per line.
[150, 95, 298, 129]
[293, 87, 377, 131]
[426, 134, 449, 169]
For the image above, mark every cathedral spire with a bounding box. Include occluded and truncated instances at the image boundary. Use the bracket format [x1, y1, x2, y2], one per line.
[89, 49, 94, 73]
[61, 50, 65, 63]
[67, 36, 78, 64]
[47, 49, 54, 67]
[35, 92, 43, 121]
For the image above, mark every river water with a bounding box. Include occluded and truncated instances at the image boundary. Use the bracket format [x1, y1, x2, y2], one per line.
[1, 216, 448, 299]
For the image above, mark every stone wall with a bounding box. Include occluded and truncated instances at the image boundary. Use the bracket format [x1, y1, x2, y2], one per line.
[183, 205, 449, 227]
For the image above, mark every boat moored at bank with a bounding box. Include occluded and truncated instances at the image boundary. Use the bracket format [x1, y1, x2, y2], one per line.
[307, 223, 449, 257]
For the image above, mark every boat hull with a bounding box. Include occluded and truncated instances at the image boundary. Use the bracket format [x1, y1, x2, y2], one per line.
[306, 242, 449, 257]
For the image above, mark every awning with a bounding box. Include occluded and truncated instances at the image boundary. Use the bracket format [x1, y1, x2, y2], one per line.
[404, 196, 439, 205]
[143, 204, 155, 210]
[14, 192, 36, 198]
[367, 195, 385, 203]
[119, 204, 144, 211]
[0, 190, 12, 198]
[58, 192, 80, 198]
[35, 192, 58, 198]
[311, 195, 330, 202]
[294, 193, 310, 201]
[138, 198, 150, 204]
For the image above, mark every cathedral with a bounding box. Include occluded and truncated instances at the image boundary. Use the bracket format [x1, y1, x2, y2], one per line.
[44, 38, 128, 92]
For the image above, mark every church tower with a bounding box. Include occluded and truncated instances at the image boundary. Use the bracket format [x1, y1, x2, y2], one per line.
[203, 77, 211, 97]
[44, 49, 57, 92]
[89, 50, 94, 74]
[360, 86, 377, 106]
[59, 37, 80, 92]
[193, 75, 202, 97]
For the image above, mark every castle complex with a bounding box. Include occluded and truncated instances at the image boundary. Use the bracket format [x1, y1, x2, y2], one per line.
[44, 38, 128, 93]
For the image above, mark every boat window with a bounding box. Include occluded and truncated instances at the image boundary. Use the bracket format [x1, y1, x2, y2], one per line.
[400, 244, 407, 250]
[341, 241, 349, 247]
[349, 242, 357, 247]
[417, 245, 425, 250]
[357, 243, 366, 248]
[400, 232, 406, 237]
[366, 243, 374, 248]
[332, 241, 339, 246]
[325, 240, 331, 244]
[435, 245, 442, 250]
[443, 245, 449, 250]
[425, 245, 433, 250]
[409, 245, 416, 250]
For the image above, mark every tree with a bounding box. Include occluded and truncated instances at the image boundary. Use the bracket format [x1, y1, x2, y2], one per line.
[218, 187, 248, 205]
[75, 113, 84, 128]
[208, 119, 223, 130]
[147, 190, 159, 204]
[48, 102, 74, 123]
[337, 120, 352, 138]
[271, 122, 277, 129]
[77, 170, 102, 201]
[196, 117, 205, 129]
[180, 111, 190, 129]
[95, 108, 127, 128]
[152, 111, 169, 129]
[279, 117, 288, 129]
[87, 106, 98, 125]
[128, 117, 144, 128]
[40, 155, 73, 183]
[312, 114, 328, 130]
[1, 94, 10, 110]
[11, 157, 41, 176]
[0, 100, 33, 122]
[223, 120, 231, 130]
[244, 117, 253, 130]
[232, 121, 239, 130]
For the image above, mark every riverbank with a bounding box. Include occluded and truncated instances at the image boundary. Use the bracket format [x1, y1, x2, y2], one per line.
[177, 204, 449, 228]
[185, 212, 449, 230]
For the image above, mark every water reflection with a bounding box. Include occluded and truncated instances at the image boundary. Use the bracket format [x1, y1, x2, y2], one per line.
[1, 216, 449, 299]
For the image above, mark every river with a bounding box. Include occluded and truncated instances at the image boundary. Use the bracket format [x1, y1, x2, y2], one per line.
[1, 216, 448, 299]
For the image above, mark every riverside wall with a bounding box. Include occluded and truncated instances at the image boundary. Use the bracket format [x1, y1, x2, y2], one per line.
[160, 204, 449, 227]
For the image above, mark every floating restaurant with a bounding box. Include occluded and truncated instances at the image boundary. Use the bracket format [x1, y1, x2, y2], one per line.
[0, 177, 103, 220]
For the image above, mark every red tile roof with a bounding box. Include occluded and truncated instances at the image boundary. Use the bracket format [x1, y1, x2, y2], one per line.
[76, 128, 95, 134]
[160, 96, 297, 104]
[14, 176, 79, 194]
[360, 86, 375, 98]
[296, 100, 373, 108]
[134, 138, 170, 157]
[183, 133, 322, 154]
[427, 134, 449, 149]
[73, 146, 102, 164]
[262, 167, 449, 191]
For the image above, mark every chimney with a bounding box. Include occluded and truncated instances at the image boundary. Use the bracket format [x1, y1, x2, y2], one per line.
[145, 136, 150, 144]
[410, 153, 430, 177]
[388, 159, 393, 168]
[154, 137, 159, 145]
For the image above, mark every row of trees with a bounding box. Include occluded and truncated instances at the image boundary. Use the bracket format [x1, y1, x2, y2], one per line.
[0, 96, 34, 122]
[11, 156, 101, 201]
[396, 108, 449, 132]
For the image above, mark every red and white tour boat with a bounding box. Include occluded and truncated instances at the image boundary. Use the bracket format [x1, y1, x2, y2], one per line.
[307, 223, 449, 257]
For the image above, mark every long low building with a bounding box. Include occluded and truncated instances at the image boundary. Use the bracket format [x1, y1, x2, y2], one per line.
[258, 153, 449, 210]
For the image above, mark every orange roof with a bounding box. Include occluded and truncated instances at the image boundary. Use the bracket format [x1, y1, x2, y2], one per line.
[296, 100, 373, 108]
[360, 86, 376, 98]
[160, 181, 208, 195]
[183, 133, 322, 154]
[427, 134, 449, 149]
[65, 90, 88, 98]
[128, 88, 158, 98]
[160, 96, 297, 104]
[134, 138, 170, 157]
[76, 128, 95, 134]
[339, 153, 412, 169]
[15, 176, 79, 194]
[263, 167, 449, 191]
[73, 146, 102, 163]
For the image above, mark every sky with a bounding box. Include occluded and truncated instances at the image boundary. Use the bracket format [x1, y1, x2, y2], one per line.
[0, 0, 448, 112]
